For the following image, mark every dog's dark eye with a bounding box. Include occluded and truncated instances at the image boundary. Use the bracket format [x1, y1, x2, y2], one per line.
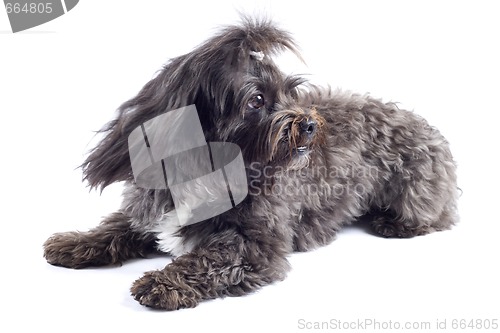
[248, 95, 265, 110]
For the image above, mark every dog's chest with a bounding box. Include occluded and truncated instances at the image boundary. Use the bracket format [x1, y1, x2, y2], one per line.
[149, 212, 198, 257]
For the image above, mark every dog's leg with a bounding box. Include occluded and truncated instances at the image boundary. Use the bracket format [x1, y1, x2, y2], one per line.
[130, 230, 290, 310]
[43, 212, 158, 268]
[293, 209, 340, 251]
[371, 173, 458, 238]
[371, 203, 457, 238]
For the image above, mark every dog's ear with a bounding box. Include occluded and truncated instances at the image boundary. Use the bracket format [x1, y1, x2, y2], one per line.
[82, 17, 300, 191]
[81, 57, 202, 191]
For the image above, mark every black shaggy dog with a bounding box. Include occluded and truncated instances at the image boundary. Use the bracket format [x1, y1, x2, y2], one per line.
[44, 18, 458, 310]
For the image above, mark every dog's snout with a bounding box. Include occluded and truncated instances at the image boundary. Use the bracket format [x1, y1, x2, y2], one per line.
[300, 119, 316, 136]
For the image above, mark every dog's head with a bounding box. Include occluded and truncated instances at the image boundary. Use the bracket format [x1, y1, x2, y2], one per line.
[83, 18, 325, 190]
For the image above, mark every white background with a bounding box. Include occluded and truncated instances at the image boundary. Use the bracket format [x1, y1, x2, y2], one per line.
[1, 1, 499, 332]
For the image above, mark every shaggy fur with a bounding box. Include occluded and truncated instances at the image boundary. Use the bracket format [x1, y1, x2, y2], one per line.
[43, 18, 458, 310]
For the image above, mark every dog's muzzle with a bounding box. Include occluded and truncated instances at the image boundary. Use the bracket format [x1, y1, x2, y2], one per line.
[268, 108, 324, 161]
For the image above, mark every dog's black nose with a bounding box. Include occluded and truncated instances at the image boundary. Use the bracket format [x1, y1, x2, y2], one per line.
[300, 119, 316, 136]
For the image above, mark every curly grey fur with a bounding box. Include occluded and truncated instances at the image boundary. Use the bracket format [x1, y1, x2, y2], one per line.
[43, 18, 458, 310]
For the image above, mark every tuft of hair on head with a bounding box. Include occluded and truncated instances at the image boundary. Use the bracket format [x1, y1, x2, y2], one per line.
[213, 15, 305, 64]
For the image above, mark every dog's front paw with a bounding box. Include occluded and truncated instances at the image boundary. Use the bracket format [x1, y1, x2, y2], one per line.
[131, 270, 201, 310]
[43, 232, 91, 269]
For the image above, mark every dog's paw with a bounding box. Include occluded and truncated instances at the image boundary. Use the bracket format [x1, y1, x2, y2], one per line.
[43, 232, 110, 269]
[44, 232, 87, 268]
[131, 270, 200, 310]
[371, 218, 423, 238]
[372, 220, 399, 238]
